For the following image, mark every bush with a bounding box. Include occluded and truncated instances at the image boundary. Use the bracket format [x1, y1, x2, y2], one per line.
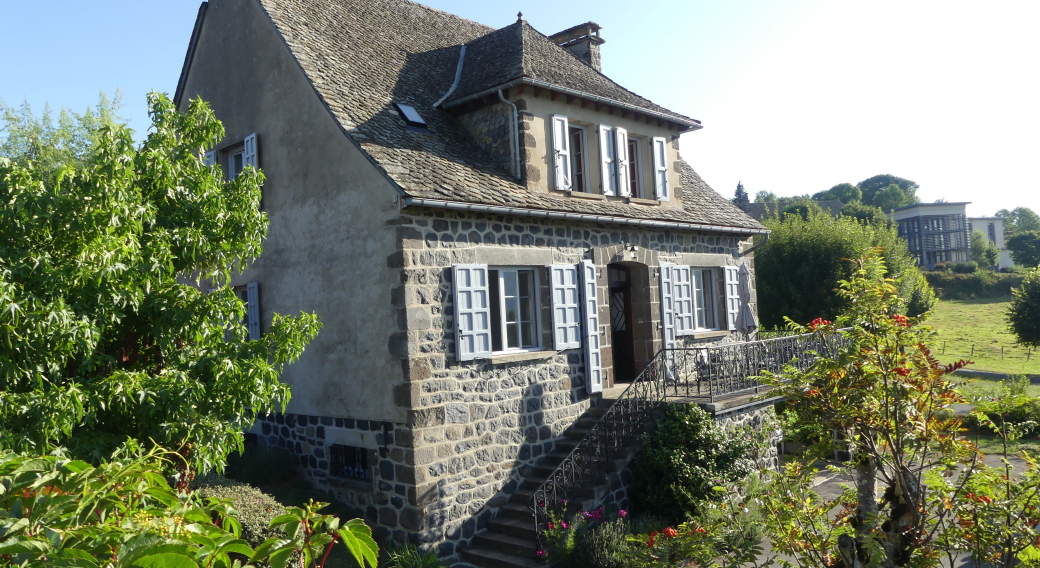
[923, 270, 1023, 299]
[193, 473, 288, 547]
[567, 517, 630, 568]
[933, 262, 948, 272]
[950, 261, 978, 274]
[630, 405, 756, 521]
[961, 377, 1040, 435]
[1006, 267, 1040, 348]
[386, 543, 445, 568]
[225, 446, 301, 486]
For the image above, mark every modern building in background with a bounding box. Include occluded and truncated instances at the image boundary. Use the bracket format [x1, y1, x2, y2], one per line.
[968, 216, 1014, 269]
[890, 202, 971, 269]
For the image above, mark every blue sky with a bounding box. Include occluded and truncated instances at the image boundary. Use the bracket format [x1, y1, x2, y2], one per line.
[3, 0, 1037, 217]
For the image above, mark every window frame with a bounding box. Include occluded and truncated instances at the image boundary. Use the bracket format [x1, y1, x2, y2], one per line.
[568, 124, 590, 193]
[692, 268, 719, 331]
[627, 137, 643, 198]
[489, 266, 543, 354]
[228, 148, 246, 178]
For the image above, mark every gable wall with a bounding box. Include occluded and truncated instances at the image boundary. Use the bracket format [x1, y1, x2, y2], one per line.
[178, 0, 407, 423]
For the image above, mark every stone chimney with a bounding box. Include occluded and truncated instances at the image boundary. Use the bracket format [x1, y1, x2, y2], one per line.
[548, 22, 605, 72]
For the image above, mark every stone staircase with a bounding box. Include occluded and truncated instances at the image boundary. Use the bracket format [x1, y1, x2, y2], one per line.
[460, 386, 648, 568]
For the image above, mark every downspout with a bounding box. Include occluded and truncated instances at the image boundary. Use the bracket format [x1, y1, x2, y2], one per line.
[740, 233, 770, 256]
[498, 89, 522, 181]
[432, 45, 466, 108]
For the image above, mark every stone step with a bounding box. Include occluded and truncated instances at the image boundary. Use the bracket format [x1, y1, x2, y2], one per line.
[461, 545, 540, 568]
[487, 515, 537, 539]
[498, 502, 533, 521]
[471, 530, 538, 557]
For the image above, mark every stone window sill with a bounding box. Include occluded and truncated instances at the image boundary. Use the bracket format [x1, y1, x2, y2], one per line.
[489, 350, 558, 365]
[688, 330, 731, 340]
[326, 476, 373, 492]
[627, 197, 660, 206]
[567, 191, 606, 201]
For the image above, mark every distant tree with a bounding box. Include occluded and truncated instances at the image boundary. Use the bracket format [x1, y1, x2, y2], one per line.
[873, 183, 910, 211]
[970, 230, 1000, 269]
[755, 190, 778, 203]
[779, 199, 822, 222]
[756, 209, 934, 328]
[0, 92, 123, 173]
[858, 174, 920, 207]
[1006, 230, 1040, 267]
[840, 201, 887, 225]
[812, 182, 862, 204]
[1006, 267, 1040, 348]
[934, 198, 948, 203]
[732, 181, 750, 211]
[996, 206, 1040, 236]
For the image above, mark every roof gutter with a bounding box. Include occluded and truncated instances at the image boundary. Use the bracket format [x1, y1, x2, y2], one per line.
[441, 77, 703, 130]
[432, 45, 466, 108]
[402, 197, 769, 235]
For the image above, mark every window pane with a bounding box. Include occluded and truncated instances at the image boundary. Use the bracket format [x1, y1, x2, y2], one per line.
[628, 139, 639, 197]
[503, 271, 517, 297]
[505, 297, 518, 324]
[231, 152, 244, 177]
[702, 270, 715, 328]
[570, 128, 585, 192]
[506, 322, 520, 348]
[489, 270, 502, 352]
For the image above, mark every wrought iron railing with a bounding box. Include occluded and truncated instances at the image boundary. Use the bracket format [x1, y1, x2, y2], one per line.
[528, 329, 850, 546]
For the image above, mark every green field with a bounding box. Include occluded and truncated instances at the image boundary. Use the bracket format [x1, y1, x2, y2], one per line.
[926, 296, 1040, 376]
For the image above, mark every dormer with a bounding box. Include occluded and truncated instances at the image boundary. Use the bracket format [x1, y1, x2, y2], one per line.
[440, 17, 702, 209]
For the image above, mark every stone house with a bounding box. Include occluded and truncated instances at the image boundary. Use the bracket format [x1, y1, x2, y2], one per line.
[174, 0, 768, 564]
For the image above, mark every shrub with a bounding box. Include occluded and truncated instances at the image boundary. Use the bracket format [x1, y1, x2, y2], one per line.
[962, 377, 1040, 435]
[630, 405, 755, 521]
[225, 446, 301, 486]
[933, 262, 948, 272]
[1006, 267, 1040, 348]
[567, 517, 630, 568]
[193, 473, 288, 547]
[951, 261, 979, 274]
[922, 270, 1023, 299]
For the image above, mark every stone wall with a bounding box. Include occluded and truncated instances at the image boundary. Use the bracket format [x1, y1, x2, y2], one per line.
[455, 103, 515, 178]
[711, 400, 781, 471]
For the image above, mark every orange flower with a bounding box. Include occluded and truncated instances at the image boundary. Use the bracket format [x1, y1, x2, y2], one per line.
[663, 527, 678, 538]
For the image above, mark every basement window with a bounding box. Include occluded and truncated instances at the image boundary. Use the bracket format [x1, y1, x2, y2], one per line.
[329, 444, 369, 480]
[393, 103, 428, 130]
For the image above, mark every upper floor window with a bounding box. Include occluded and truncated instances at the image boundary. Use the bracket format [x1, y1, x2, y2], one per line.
[627, 138, 642, 198]
[569, 126, 589, 193]
[652, 137, 669, 201]
[228, 133, 258, 179]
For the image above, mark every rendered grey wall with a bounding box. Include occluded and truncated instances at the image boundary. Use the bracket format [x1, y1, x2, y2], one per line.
[178, 0, 406, 423]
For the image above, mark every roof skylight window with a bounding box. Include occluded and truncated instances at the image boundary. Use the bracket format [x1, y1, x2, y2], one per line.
[393, 102, 427, 129]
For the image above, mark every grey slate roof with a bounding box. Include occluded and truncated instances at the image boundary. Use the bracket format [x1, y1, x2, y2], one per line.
[446, 21, 697, 125]
[679, 163, 767, 231]
[256, 0, 765, 232]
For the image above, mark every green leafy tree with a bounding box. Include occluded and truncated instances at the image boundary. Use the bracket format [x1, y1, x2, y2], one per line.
[1007, 231, 1040, 267]
[754, 190, 778, 203]
[872, 183, 909, 211]
[997, 207, 1040, 236]
[759, 252, 1040, 568]
[858, 174, 920, 207]
[839, 201, 887, 225]
[0, 92, 124, 173]
[755, 209, 934, 328]
[970, 230, 1000, 269]
[813, 183, 862, 204]
[0, 449, 378, 567]
[1006, 267, 1040, 348]
[0, 93, 321, 473]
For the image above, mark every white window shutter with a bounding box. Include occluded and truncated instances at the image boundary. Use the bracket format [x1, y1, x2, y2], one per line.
[725, 266, 741, 331]
[243, 133, 258, 169]
[598, 125, 616, 196]
[551, 115, 571, 191]
[614, 127, 630, 197]
[550, 264, 582, 350]
[673, 266, 694, 335]
[659, 262, 676, 351]
[246, 282, 261, 340]
[580, 260, 603, 394]
[452, 264, 492, 361]
[652, 137, 669, 201]
[204, 150, 216, 167]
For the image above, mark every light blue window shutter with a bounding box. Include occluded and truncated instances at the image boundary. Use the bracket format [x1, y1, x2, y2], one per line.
[243, 133, 258, 169]
[652, 137, 669, 201]
[598, 125, 616, 196]
[725, 266, 740, 331]
[580, 260, 602, 394]
[672, 265, 694, 335]
[550, 264, 581, 350]
[551, 115, 571, 191]
[204, 151, 216, 167]
[614, 127, 630, 197]
[246, 282, 260, 340]
[659, 262, 676, 350]
[452, 264, 492, 361]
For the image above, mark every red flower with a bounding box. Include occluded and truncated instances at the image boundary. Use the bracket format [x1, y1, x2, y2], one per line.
[895, 367, 911, 377]
[892, 314, 909, 327]
[647, 536, 656, 548]
[547, 521, 554, 530]
[663, 527, 678, 538]
[808, 318, 832, 331]
[694, 527, 707, 534]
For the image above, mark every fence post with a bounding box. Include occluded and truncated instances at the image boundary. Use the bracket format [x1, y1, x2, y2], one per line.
[971, 344, 975, 357]
[942, 341, 946, 355]
[1002, 346, 1004, 360]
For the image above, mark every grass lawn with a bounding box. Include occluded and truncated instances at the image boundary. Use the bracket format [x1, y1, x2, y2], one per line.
[926, 295, 1040, 376]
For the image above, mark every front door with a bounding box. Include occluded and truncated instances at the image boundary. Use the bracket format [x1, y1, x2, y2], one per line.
[608, 265, 636, 383]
